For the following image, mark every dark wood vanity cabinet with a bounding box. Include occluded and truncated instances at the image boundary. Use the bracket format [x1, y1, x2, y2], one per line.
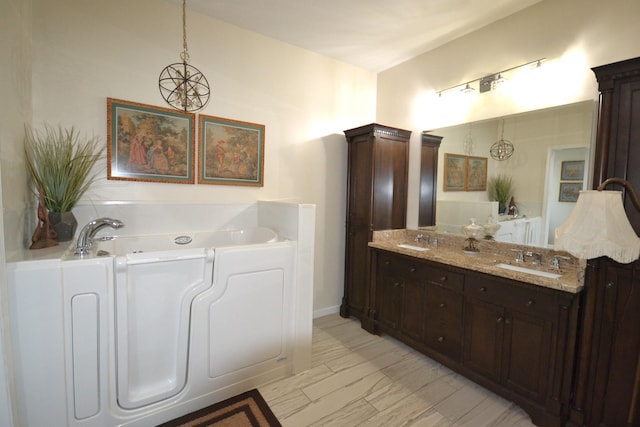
[340, 124, 411, 327]
[463, 274, 573, 409]
[374, 250, 463, 362]
[371, 248, 579, 427]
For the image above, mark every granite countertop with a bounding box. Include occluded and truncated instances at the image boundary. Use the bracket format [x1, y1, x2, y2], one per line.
[370, 229, 585, 294]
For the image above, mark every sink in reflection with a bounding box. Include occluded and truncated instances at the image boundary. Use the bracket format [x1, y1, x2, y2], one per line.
[495, 263, 561, 279]
[397, 244, 430, 252]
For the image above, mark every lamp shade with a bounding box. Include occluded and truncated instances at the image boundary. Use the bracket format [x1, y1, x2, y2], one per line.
[555, 190, 640, 263]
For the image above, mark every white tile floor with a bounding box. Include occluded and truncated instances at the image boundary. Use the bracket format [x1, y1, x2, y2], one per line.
[259, 314, 537, 427]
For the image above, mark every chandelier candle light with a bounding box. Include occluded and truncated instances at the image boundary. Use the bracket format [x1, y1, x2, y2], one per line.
[159, 0, 210, 112]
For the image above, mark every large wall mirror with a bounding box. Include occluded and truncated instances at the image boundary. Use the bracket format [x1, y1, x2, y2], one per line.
[428, 100, 597, 249]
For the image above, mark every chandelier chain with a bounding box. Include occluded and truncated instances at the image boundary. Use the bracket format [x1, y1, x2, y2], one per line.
[159, 0, 210, 111]
[180, 0, 190, 63]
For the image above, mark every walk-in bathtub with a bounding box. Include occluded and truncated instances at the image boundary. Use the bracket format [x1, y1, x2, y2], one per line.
[9, 225, 305, 427]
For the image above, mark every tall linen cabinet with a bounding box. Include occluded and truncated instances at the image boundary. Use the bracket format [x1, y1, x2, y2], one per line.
[568, 56, 640, 427]
[340, 124, 411, 331]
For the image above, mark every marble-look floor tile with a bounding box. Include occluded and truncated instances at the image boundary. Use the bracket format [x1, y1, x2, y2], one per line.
[261, 314, 536, 427]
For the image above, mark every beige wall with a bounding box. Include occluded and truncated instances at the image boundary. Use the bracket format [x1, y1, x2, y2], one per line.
[28, 0, 377, 314]
[0, 0, 32, 423]
[4, 0, 640, 324]
[377, 0, 640, 228]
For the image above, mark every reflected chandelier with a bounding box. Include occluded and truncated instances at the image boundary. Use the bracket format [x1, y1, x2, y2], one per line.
[158, 0, 210, 112]
[490, 120, 514, 161]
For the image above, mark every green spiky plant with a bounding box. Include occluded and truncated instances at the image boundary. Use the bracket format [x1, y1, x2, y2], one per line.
[24, 124, 103, 213]
[488, 173, 514, 213]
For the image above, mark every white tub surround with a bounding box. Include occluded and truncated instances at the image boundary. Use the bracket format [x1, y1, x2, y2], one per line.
[8, 201, 315, 427]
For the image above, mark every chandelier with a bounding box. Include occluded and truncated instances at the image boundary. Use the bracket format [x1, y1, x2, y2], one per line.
[158, 0, 210, 112]
[490, 120, 514, 161]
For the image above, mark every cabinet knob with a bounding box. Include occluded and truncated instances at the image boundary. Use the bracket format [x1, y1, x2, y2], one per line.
[606, 281, 615, 289]
[440, 276, 448, 282]
[439, 302, 446, 308]
[394, 282, 400, 288]
[479, 286, 487, 292]
[437, 336, 444, 342]
[526, 299, 535, 307]
[497, 316, 503, 323]
[409, 267, 416, 272]
[384, 260, 390, 265]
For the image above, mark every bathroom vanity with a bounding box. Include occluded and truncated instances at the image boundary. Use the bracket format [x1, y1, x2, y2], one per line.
[367, 230, 583, 427]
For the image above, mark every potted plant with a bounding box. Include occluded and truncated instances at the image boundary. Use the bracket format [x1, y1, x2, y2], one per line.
[24, 124, 103, 243]
[488, 173, 514, 214]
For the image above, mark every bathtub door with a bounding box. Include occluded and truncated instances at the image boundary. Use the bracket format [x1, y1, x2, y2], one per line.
[114, 249, 214, 410]
[189, 242, 295, 388]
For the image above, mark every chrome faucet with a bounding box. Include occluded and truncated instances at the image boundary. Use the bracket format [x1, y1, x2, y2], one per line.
[415, 233, 429, 245]
[75, 217, 124, 254]
[526, 251, 543, 266]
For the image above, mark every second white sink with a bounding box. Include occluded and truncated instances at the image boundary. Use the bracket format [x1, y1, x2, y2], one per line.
[495, 263, 561, 279]
[397, 243, 430, 252]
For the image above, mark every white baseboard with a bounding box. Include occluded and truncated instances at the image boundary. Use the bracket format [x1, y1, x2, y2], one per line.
[313, 305, 340, 319]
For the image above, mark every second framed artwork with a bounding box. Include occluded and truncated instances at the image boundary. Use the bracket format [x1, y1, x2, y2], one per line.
[198, 115, 265, 186]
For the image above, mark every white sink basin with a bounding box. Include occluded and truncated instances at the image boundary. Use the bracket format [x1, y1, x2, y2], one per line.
[397, 243, 430, 252]
[495, 263, 561, 279]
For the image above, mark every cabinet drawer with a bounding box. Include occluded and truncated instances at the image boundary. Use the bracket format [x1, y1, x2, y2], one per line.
[377, 252, 427, 278]
[425, 284, 463, 325]
[425, 265, 464, 292]
[465, 275, 557, 317]
[424, 322, 461, 360]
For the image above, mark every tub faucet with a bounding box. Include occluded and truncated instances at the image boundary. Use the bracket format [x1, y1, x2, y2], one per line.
[76, 217, 124, 254]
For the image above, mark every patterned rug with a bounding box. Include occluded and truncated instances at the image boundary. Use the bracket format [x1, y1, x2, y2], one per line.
[157, 389, 281, 427]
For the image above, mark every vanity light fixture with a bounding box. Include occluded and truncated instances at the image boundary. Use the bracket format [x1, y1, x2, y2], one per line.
[436, 58, 546, 97]
[554, 178, 640, 264]
[158, 0, 210, 112]
[461, 83, 475, 93]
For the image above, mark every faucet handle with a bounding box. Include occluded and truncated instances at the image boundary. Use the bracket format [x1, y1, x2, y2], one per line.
[415, 233, 429, 245]
[551, 255, 571, 269]
[511, 248, 524, 263]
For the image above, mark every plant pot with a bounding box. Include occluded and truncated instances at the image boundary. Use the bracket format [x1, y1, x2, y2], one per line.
[48, 211, 78, 242]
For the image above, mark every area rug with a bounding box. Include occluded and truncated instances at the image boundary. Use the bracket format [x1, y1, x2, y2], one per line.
[157, 389, 281, 427]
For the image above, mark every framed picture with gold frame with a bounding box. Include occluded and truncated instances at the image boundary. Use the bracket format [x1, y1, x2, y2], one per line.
[107, 98, 195, 184]
[467, 156, 488, 191]
[444, 153, 467, 191]
[198, 115, 265, 186]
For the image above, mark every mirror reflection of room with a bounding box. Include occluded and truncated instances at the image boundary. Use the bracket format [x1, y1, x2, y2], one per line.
[431, 100, 594, 248]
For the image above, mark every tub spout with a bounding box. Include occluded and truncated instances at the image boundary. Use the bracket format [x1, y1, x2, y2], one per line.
[76, 217, 124, 255]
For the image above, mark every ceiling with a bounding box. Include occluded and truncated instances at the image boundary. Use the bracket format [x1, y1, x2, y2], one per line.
[172, 0, 542, 72]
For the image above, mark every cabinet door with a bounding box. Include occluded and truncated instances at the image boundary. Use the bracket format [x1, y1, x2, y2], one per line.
[376, 263, 402, 332]
[502, 309, 552, 403]
[371, 137, 408, 230]
[347, 138, 373, 225]
[344, 224, 371, 318]
[462, 297, 504, 382]
[399, 278, 426, 342]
